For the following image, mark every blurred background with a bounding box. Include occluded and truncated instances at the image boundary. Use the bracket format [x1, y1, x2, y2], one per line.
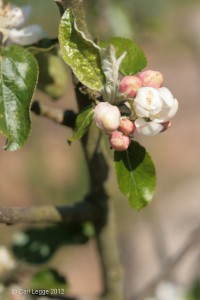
[1, 0, 200, 299]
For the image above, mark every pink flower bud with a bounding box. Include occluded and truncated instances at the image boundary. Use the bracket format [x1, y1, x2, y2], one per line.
[138, 70, 164, 88]
[109, 131, 131, 151]
[94, 102, 121, 133]
[119, 75, 142, 97]
[118, 117, 135, 136]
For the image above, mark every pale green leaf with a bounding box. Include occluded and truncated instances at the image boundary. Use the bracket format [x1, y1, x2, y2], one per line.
[68, 105, 94, 143]
[59, 9, 104, 91]
[100, 45, 126, 103]
[36, 50, 68, 100]
[114, 141, 156, 210]
[0, 46, 38, 151]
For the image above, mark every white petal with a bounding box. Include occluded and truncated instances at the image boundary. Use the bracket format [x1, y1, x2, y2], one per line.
[166, 98, 178, 119]
[7, 5, 31, 28]
[134, 103, 150, 118]
[134, 87, 162, 118]
[8, 25, 47, 46]
[151, 98, 178, 122]
[159, 87, 174, 107]
[135, 118, 163, 136]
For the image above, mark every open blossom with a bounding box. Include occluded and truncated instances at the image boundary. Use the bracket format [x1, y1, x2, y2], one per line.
[135, 118, 171, 136]
[94, 102, 121, 133]
[134, 87, 178, 122]
[0, 0, 47, 45]
[134, 86, 178, 136]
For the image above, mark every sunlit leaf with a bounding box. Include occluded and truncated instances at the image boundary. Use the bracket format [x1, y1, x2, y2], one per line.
[59, 9, 104, 91]
[0, 46, 38, 151]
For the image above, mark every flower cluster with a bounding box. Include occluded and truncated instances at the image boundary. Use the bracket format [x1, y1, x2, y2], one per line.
[120, 70, 178, 136]
[0, 0, 47, 45]
[93, 70, 178, 151]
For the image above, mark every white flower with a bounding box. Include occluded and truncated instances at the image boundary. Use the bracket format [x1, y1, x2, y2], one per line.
[154, 281, 186, 300]
[94, 102, 121, 133]
[0, 246, 15, 276]
[8, 25, 47, 46]
[135, 118, 164, 136]
[0, 3, 31, 29]
[0, 1, 47, 45]
[134, 87, 178, 122]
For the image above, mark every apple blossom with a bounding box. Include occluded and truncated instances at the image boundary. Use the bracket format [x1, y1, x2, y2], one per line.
[8, 25, 47, 46]
[118, 117, 135, 136]
[109, 130, 131, 151]
[0, 246, 15, 277]
[138, 70, 164, 88]
[133, 87, 178, 122]
[94, 102, 121, 133]
[135, 118, 172, 136]
[134, 87, 162, 118]
[119, 75, 142, 97]
[0, 1, 47, 45]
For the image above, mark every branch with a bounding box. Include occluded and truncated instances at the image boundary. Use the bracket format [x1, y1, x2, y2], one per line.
[54, 0, 90, 38]
[31, 100, 76, 128]
[131, 225, 200, 300]
[0, 201, 98, 225]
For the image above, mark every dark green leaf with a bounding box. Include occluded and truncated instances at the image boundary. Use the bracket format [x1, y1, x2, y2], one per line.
[0, 46, 38, 151]
[101, 37, 147, 75]
[30, 268, 67, 291]
[68, 105, 94, 143]
[114, 141, 156, 210]
[12, 223, 90, 264]
[59, 9, 104, 91]
[28, 38, 58, 55]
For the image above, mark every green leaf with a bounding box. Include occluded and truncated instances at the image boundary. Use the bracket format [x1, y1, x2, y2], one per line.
[0, 46, 38, 151]
[68, 105, 94, 143]
[101, 37, 147, 75]
[114, 141, 156, 210]
[59, 9, 104, 91]
[36, 50, 68, 100]
[30, 268, 67, 291]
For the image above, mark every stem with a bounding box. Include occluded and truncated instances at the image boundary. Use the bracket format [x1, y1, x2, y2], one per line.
[54, 0, 90, 38]
[31, 100, 76, 128]
[0, 201, 97, 225]
[74, 82, 124, 299]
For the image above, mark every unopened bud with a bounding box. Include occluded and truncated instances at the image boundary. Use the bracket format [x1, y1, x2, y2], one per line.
[94, 102, 121, 133]
[138, 70, 164, 88]
[118, 117, 135, 135]
[109, 131, 131, 151]
[119, 75, 142, 97]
